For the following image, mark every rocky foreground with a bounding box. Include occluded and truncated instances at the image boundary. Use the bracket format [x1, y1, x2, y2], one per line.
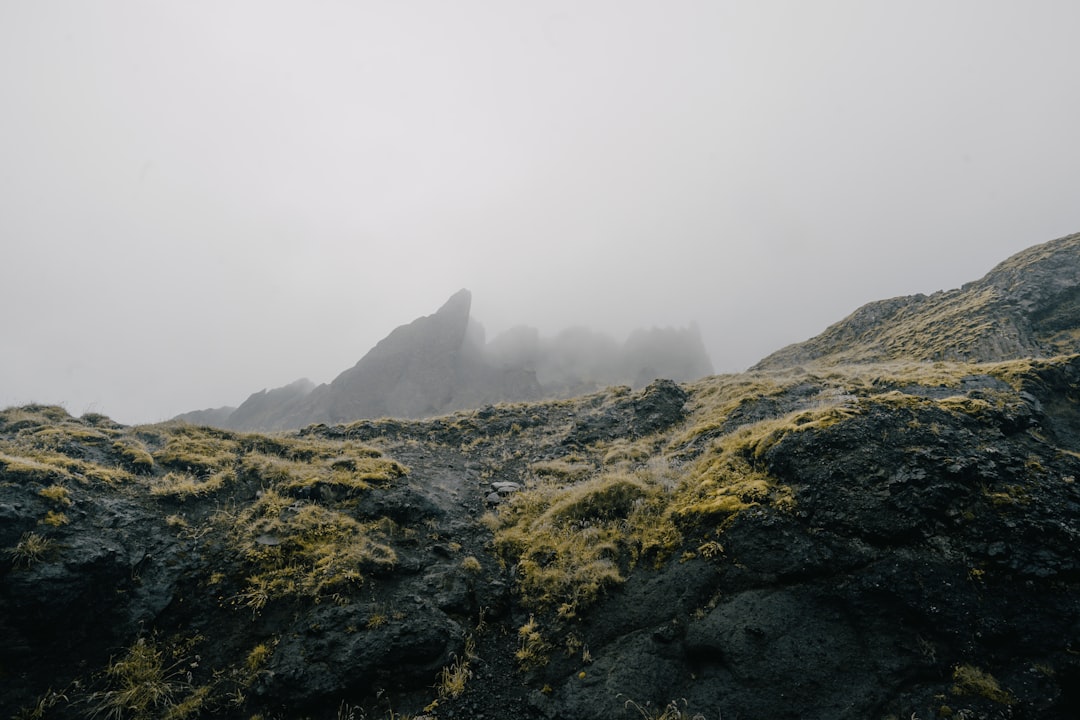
[3, 353, 1080, 719]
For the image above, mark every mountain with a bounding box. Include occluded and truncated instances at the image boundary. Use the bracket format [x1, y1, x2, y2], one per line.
[180, 289, 715, 430]
[754, 231, 1080, 370]
[3, 231, 1080, 719]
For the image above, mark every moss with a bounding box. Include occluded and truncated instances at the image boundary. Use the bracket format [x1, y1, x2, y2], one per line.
[238, 433, 320, 461]
[543, 474, 648, 523]
[671, 418, 799, 526]
[226, 490, 398, 610]
[240, 443, 407, 496]
[278, 456, 407, 494]
[0, 452, 72, 483]
[150, 470, 234, 500]
[38, 484, 72, 506]
[601, 439, 652, 466]
[70, 459, 135, 485]
[41, 510, 69, 527]
[112, 440, 155, 473]
[28, 424, 118, 450]
[951, 664, 1015, 705]
[492, 470, 678, 617]
[239, 453, 301, 484]
[244, 642, 273, 674]
[153, 429, 239, 474]
[0, 447, 134, 486]
[0, 405, 73, 432]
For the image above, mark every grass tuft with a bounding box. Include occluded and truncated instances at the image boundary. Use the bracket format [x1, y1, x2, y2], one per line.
[7, 531, 54, 567]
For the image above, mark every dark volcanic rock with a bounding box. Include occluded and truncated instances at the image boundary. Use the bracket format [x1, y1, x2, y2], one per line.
[534, 359, 1080, 720]
[567, 378, 689, 445]
[0, 477, 197, 707]
[257, 600, 462, 708]
[5, 356, 1080, 719]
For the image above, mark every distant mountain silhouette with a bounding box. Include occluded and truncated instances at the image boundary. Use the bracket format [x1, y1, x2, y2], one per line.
[177, 289, 714, 430]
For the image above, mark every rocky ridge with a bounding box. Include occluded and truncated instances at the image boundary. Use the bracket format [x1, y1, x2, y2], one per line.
[3, 232, 1080, 720]
[179, 290, 714, 431]
[754, 231, 1080, 370]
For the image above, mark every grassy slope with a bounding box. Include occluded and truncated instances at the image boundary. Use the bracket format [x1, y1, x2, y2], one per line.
[2, 354, 1079, 718]
[754, 232, 1080, 369]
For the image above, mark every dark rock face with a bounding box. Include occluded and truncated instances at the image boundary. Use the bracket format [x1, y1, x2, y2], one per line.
[0, 457, 199, 709]
[214, 290, 549, 430]
[567, 378, 689, 446]
[225, 378, 315, 429]
[173, 405, 237, 427]
[534, 357, 1080, 720]
[755, 231, 1080, 369]
[318, 289, 476, 422]
[196, 290, 712, 431]
[4, 356, 1080, 719]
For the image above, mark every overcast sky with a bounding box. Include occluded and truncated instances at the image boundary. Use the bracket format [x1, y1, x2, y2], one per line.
[2, 1, 1079, 424]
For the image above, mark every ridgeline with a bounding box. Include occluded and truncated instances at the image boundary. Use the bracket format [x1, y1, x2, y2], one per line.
[3, 232, 1080, 720]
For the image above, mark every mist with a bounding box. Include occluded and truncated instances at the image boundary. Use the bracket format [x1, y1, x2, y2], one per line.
[2, 1, 1079, 424]
[482, 321, 713, 395]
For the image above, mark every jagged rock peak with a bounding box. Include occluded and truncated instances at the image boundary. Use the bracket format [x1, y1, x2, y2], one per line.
[315, 289, 480, 423]
[753, 230, 1080, 370]
[437, 287, 472, 316]
[177, 288, 715, 430]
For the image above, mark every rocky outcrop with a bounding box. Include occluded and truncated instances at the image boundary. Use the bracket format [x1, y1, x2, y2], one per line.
[533, 357, 1080, 720]
[754, 231, 1080, 370]
[192, 290, 713, 431]
[315, 289, 477, 422]
[225, 378, 315, 429]
[10, 232, 1080, 719]
[299, 289, 518, 424]
[4, 358, 1080, 719]
[173, 405, 237, 427]
[207, 290, 547, 430]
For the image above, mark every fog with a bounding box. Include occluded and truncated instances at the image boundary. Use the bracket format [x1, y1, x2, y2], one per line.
[2, 1, 1079, 424]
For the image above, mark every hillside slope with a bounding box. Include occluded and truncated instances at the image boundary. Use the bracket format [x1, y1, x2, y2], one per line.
[4, 354, 1080, 719]
[754, 231, 1080, 370]
[5, 232, 1080, 719]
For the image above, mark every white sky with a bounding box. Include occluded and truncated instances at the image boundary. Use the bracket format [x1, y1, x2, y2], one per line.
[2, 1, 1078, 424]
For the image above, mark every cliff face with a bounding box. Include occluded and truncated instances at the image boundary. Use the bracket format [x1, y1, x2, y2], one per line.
[212, 290, 545, 430]
[316, 288, 477, 422]
[197, 289, 714, 431]
[754, 231, 1080, 370]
